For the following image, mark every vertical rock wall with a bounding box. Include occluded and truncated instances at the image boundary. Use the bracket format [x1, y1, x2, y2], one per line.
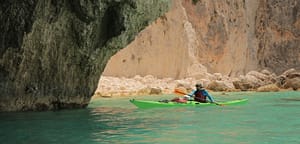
[0, 0, 171, 111]
[255, 0, 300, 74]
[182, 0, 254, 76]
[184, 0, 300, 76]
[103, 0, 193, 78]
[104, 0, 300, 78]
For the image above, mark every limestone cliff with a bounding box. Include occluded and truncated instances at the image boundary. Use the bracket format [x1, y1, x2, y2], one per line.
[104, 0, 194, 78]
[0, 0, 171, 111]
[255, 0, 300, 73]
[103, 0, 300, 78]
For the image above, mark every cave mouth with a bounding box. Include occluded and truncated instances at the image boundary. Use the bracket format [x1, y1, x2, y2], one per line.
[100, 4, 125, 46]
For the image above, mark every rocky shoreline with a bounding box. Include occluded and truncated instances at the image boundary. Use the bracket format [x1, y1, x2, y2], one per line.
[93, 68, 300, 99]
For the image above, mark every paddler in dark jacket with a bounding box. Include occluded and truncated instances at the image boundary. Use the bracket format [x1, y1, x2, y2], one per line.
[185, 83, 215, 103]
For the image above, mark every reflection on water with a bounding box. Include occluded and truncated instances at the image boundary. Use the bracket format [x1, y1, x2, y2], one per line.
[280, 97, 300, 101]
[89, 106, 173, 144]
[0, 92, 300, 144]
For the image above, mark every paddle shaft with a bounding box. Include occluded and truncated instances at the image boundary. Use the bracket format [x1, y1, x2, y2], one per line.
[174, 89, 223, 106]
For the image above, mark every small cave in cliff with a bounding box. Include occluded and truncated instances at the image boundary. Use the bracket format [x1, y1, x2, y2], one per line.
[100, 5, 125, 46]
[0, 1, 36, 55]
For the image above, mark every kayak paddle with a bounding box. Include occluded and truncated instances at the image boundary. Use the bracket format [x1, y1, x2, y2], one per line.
[173, 88, 224, 106]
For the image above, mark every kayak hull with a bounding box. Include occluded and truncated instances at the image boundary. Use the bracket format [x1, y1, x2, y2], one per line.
[129, 99, 248, 109]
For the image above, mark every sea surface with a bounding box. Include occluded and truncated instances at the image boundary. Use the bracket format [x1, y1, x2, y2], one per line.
[1, 91, 300, 144]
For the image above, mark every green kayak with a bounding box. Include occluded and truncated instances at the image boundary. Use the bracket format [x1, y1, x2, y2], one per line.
[129, 99, 248, 109]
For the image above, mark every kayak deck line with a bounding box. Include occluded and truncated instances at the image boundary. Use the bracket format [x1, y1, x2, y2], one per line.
[130, 98, 248, 109]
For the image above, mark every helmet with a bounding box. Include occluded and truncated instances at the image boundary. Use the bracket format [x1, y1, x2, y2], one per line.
[195, 83, 203, 88]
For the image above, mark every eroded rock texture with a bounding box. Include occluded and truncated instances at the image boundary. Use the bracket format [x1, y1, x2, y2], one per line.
[0, 0, 171, 111]
[184, 0, 300, 75]
[103, 0, 300, 78]
[255, 0, 300, 74]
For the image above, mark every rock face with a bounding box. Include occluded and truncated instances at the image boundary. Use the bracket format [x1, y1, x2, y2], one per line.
[0, 0, 171, 111]
[104, 0, 214, 79]
[103, 0, 193, 78]
[103, 0, 300, 78]
[255, 0, 300, 74]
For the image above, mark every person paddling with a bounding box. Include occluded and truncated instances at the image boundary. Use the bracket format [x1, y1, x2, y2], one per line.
[185, 83, 215, 103]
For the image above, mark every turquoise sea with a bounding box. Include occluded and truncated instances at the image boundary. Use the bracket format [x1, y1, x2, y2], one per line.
[1, 91, 300, 144]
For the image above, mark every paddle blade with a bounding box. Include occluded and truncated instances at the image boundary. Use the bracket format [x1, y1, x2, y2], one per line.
[174, 88, 187, 96]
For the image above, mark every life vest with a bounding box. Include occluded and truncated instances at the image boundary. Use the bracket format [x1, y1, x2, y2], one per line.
[194, 90, 207, 103]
